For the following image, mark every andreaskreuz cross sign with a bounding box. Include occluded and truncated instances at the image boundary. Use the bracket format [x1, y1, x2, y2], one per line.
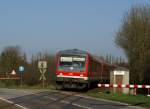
[38, 61, 47, 88]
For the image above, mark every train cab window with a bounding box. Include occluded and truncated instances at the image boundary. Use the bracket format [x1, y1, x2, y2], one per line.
[59, 57, 72, 67]
[59, 56, 86, 72]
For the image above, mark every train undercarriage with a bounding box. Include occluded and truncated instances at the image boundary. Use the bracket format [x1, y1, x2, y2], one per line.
[56, 77, 90, 90]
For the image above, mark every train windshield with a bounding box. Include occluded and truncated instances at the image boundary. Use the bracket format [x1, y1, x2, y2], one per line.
[59, 55, 86, 72]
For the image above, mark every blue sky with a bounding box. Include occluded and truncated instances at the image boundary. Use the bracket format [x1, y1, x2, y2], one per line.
[0, 0, 150, 60]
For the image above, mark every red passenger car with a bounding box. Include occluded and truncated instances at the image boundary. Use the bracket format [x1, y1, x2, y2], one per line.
[55, 49, 113, 89]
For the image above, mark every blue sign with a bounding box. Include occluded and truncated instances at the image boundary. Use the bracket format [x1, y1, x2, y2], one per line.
[19, 66, 24, 72]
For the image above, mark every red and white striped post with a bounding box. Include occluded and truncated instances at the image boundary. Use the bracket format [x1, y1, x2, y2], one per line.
[98, 84, 150, 96]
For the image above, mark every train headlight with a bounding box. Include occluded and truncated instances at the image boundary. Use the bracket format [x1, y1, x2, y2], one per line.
[83, 77, 88, 80]
[57, 72, 62, 77]
[80, 74, 83, 77]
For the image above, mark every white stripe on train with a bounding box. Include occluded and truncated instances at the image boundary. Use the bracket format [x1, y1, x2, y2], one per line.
[57, 75, 89, 80]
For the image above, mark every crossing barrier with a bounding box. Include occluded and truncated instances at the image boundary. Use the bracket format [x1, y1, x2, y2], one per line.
[98, 84, 150, 96]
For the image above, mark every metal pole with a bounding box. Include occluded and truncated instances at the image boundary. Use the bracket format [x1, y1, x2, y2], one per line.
[134, 88, 137, 95]
[101, 64, 103, 81]
[42, 68, 44, 88]
[20, 72, 23, 87]
[43, 69, 44, 88]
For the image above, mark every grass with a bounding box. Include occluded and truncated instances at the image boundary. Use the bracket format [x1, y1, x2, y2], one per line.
[86, 88, 150, 108]
[0, 83, 56, 91]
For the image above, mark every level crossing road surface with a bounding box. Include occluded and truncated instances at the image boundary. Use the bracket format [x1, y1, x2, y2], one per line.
[0, 89, 145, 109]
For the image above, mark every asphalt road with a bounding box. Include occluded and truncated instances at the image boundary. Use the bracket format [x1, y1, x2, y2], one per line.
[0, 89, 145, 109]
[0, 99, 22, 109]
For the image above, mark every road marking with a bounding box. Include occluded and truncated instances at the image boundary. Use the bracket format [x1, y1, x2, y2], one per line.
[72, 103, 91, 109]
[74, 94, 147, 109]
[0, 97, 28, 109]
[44, 96, 57, 101]
[0, 89, 145, 109]
[61, 100, 69, 104]
[75, 94, 129, 105]
[59, 100, 91, 109]
[33, 92, 91, 109]
[45, 96, 91, 109]
[120, 106, 143, 109]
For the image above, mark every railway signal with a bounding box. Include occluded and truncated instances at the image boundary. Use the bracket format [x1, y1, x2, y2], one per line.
[38, 61, 47, 88]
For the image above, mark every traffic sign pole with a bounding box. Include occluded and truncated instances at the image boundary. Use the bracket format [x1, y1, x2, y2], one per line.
[19, 66, 25, 87]
[39, 68, 46, 88]
[20, 72, 23, 87]
[38, 61, 47, 88]
[42, 69, 45, 88]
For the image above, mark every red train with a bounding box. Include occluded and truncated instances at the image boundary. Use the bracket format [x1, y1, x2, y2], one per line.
[55, 49, 113, 89]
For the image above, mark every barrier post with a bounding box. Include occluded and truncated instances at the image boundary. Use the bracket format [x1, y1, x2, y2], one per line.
[133, 88, 137, 95]
[148, 88, 150, 97]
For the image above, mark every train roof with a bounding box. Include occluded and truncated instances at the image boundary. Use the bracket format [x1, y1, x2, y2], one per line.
[58, 49, 115, 67]
[113, 67, 128, 71]
[58, 49, 88, 56]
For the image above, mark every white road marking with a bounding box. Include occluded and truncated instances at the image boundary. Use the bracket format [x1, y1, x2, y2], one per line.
[75, 94, 129, 105]
[74, 94, 147, 109]
[0, 89, 146, 109]
[33, 92, 91, 109]
[59, 100, 91, 109]
[120, 106, 144, 109]
[72, 103, 91, 109]
[44, 96, 57, 101]
[0, 97, 28, 109]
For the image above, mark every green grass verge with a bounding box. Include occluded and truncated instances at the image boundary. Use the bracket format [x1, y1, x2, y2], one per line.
[86, 88, 150, 108]
[0, 84, 56, 90]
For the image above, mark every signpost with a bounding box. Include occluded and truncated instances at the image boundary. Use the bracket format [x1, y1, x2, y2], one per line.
[38, 61, 47, 88]
[19, 66, 24, 87]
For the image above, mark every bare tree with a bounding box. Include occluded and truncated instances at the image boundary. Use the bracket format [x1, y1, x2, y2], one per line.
[0, 46, 27, 86]
[115, 5, 150, 83]
[0, 46, 26, 74]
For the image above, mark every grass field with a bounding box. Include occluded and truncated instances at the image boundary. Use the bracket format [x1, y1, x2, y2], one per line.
[86, 88, 150, 108]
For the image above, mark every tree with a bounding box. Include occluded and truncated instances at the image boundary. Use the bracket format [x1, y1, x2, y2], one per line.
[0, 46, 26, 75]
[25, 52, 56, 86]
[0, 46, 27, 86]
[115, 5, 150, 83]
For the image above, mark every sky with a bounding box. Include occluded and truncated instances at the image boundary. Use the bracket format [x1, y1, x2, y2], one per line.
[0, 0, 150, 60]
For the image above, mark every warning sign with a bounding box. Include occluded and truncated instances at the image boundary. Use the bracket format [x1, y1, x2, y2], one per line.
[38, 61, 47, 69]
[11, 70, 16, 75]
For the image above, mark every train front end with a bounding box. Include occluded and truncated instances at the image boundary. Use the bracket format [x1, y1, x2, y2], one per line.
[55, 49, 89, 89]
